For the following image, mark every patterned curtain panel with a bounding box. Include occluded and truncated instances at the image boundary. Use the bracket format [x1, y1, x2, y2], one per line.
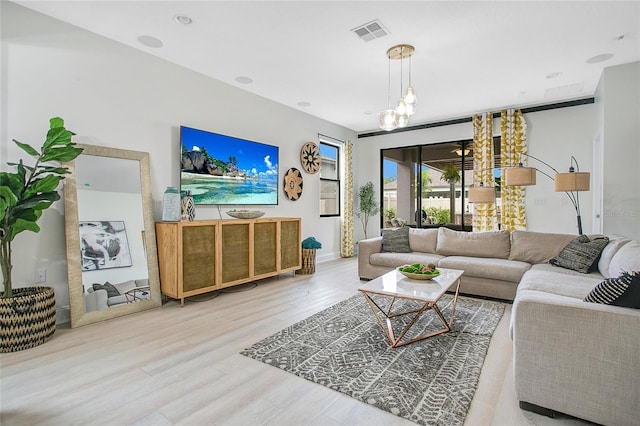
[472, 113, 499, 231]
[341, 140, 354, 257]
[500, 109, 528, 231]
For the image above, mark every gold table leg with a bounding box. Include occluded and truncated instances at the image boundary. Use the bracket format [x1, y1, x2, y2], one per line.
[360, 278, 461, 348]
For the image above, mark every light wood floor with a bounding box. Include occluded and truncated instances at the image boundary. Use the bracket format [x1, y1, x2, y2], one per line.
[1, 258, 589, 426]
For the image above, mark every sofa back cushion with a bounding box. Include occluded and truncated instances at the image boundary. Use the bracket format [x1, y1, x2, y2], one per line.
[598, 236, 631, 278]
[409, 228, 438, 253]
[436, 227, 510, 258]
[608, 240, 640, 277]
[509, 230, 576, 264]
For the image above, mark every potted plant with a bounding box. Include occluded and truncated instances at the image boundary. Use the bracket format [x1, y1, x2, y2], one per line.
[356, 181, 380, 239]
[441, 164, 461, 224]
[0, 117, 83, 352]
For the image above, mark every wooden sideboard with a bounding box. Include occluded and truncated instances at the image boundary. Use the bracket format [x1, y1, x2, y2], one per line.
[156, 217, 301, 305]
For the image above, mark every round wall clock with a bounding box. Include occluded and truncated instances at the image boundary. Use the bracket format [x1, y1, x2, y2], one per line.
[300, 141, 321, 174]
[283, 167, 303, 201]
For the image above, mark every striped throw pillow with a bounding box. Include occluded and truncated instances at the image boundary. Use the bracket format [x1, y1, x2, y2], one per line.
[584, 271, 640, 309]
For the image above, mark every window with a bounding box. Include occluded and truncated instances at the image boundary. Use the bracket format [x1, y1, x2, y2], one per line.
[320, 141, 340, 216]
[381, 139, 500, 230]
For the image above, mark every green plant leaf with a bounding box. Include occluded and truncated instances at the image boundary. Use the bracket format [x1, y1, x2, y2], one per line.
[0, 186, 18, 222]
[40, 145, 83, 163]
[34, 166, 70, 176]
[13, 140, 40, 157]
[8, 218, 41, 241]
[24, 175, 61, 198]
[50, 117, 64, 128]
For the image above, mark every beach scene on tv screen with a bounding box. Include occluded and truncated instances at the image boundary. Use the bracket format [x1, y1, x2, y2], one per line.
[180, 127, 279, 205]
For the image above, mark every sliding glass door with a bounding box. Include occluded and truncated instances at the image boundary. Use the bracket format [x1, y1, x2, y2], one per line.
[382, 140, 499, 230]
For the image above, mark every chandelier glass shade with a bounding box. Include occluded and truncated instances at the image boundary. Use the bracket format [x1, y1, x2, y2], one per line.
[377, 109, 398, 131]
[378, 44, 417, 131]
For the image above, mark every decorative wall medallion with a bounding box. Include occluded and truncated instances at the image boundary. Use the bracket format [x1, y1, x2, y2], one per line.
[283, 168, 303, 201]
[300, 141, 321, 174]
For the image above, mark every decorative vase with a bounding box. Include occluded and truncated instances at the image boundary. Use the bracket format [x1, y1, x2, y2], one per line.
[0, 286, 56, 353]
[162, 187, 181, 221]
[181, 190, 196, 221]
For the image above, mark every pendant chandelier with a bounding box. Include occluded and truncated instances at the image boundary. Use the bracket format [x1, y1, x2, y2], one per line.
[377, 44, 417, 131]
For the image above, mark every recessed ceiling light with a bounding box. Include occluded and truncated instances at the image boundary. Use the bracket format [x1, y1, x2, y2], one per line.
[363, 111, 373, 115]
[174, 15, 193, 25]
[235, 76, 253, 84]
[137, 35, 163, 48]
[545, 72, 562, 79]
[297, 101, 311, 107]
[586, 53, 614, 64]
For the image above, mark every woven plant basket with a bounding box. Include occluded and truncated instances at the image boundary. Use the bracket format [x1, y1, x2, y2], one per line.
[0, 286, 56, 353]
[296, 248, 317, 275]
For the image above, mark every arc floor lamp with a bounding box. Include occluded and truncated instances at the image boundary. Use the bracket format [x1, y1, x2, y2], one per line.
[504, 154, 590, 234]
[468, 155, 590, 235]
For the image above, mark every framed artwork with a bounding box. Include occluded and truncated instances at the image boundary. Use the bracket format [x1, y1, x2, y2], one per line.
[300, 141, 321, 174]
[80, 221, 132, 271]
[283, 168, 303, 201]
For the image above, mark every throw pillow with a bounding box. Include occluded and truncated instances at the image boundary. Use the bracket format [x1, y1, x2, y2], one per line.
[92, 282, 120, 298]
[584, 271, 640, 309]
[380, 226, 412, 253]
[549, 235, 610, 273]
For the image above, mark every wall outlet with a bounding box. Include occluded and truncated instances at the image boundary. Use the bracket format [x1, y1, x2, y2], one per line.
[35, 268, 46, 283]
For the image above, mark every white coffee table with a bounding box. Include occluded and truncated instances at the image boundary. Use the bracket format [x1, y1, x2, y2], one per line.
[358, 268, 464, 348]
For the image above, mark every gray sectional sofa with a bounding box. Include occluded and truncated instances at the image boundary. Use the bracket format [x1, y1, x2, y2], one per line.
[358, 227, 640, 424]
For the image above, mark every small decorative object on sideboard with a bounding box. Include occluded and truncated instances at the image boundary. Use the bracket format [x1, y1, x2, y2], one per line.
[162, 187, 181, 221]
[226, 209, 265, 219]
[181, 190, 196, 221]
[297, 237, 322, 275]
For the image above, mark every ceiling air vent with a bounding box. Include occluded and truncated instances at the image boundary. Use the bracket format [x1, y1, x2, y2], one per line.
[351, 20, 389, 42]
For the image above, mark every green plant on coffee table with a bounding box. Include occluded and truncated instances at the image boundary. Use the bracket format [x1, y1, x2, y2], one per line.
[0, 117, 83, 298]
[398, 262, 439, 275]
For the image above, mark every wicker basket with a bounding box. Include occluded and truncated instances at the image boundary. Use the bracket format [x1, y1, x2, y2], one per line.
[297, 248, 317, 274]
[0, 286, 56, 353]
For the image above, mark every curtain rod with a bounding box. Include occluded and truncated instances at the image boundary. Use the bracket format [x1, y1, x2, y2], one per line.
[318, 133, 345, 144]
[358, 97, 595, 139]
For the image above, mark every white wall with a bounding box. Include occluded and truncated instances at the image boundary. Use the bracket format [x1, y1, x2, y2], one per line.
[595, 61, 640, 240]
[1, 2, 357, 322]
[355, 104, 596, 239]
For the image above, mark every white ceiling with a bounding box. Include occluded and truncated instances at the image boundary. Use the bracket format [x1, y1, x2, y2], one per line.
[15, 1, 640, 133]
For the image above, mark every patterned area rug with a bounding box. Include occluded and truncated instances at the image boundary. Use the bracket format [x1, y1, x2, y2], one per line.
[241, 293, 506, 425]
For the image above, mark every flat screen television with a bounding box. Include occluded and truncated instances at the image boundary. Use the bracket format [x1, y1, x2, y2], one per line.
[180, 126, 279, 205]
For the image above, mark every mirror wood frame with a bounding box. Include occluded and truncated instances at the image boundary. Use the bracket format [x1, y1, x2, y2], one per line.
[63, 144, 161, 328]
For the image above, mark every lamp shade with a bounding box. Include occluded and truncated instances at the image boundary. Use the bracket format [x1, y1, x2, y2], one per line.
[555, 172, 590, 192]
[468, 186, 495, 203]
[505, 167, 536, 186]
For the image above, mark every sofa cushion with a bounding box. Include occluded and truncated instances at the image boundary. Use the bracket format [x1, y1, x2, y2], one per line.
[509, 230, 576, 264]
[436, 227, 510, 258]
[409, 228, 438, 253]
[549, 235, 609, 273]
[518, 267, 602, 299]
[438, 256, 531, 283]
[598, 236, 631, 278]
[380, 227, 412, 253]
[369, 252, 445, 268]
[584, 271, 640, 309]
[92, 282, 120, 298]
[608, 240, 640, 278]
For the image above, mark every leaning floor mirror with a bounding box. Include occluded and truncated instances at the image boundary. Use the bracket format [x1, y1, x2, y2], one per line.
[63, 144, 161, 328]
